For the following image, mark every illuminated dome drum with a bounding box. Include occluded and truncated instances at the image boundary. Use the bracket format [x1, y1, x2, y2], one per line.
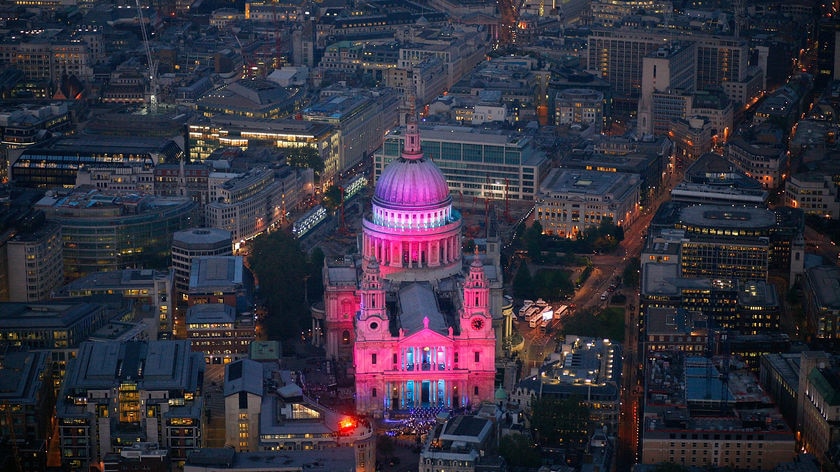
[362, 119, 462, 280]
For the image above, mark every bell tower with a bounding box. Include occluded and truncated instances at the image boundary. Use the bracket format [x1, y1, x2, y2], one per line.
[358, 257, 387, 340]
[462, 250, 490, 337]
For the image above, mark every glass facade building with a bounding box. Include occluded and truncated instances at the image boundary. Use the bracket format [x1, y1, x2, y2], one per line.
[373, 124, 549, 201]
[36, 191, 196, 280]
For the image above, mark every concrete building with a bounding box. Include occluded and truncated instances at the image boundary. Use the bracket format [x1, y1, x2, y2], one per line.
[587, 27, 756, 115]
[644, 307, 709, 355]
[726, 136, 788, 190]
[57, 340, 206, 471]
[0, 301, 111, 352]
[671, 116, 714, 168]
[11, 135, 181, 189]
[535, 168, 640, 238]
[184, 447, 359, 472]
[204, 167, 285, 243]
[187, 256, 251, 311]
[784, 172, 840, 219]
[637, 42, 697, 135]
[302, 88, 400, 175]
[5, 219, 62, 302]
[187, 117, 337, 190]
[671, 153, 769, 206]
[420, 411, 498, 472]
[561, 135, 670, 207]
[373, 123, 550, 202]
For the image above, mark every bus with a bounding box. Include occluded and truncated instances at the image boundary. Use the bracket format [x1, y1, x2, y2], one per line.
[292, 205, 327, 238]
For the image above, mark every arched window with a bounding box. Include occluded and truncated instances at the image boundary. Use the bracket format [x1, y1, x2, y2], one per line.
[342, 330, 350, 344]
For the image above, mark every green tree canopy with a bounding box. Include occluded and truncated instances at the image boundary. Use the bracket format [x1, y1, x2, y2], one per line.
[286, 146, 324, 175]
[248, 230, 311, 340]
[513, 260, 533, 299]
[499, 433, 541, 468]
[322, 184, 343, 211]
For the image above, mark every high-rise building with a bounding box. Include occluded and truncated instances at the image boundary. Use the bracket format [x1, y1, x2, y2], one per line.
[324, 117, 498, 416]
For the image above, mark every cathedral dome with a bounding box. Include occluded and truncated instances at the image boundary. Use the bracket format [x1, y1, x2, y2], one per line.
[373, 157, 450, 209]
[373, 120, 450, 209]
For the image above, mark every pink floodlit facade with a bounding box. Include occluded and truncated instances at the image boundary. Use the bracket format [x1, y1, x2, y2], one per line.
[322, 118, 496, 416]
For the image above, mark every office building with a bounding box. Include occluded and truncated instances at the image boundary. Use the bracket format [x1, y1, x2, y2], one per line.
[535, 168, 640, 238]
[0, 350, 54, 472]
[671, 117, 714, 167]
[186, 303, 255, 364]
[325, 118, 498, 416]
[102, 443, 170, 472]
[194, 79, 305, 121]
[373, 123, 549, 202]
[0, 301, 110, 352]
[57, 340, 205, 471]
[52, 269, 172, 339]
[184, 448, 360, 472]
[642, 351, 795, 468]
[11, 136, 181, 189]
[35, 189, 196, 280]
[171, 228, 233, 307]
[561, 135, 670, 207]
[671, 153, 769, 206]
[420, 411, 498, 472]
[5, 218, 62, 302]
[637, 42, 697, 135]
[644, 307, 709, 355]
[587, 27, 755, 114]
[302, 88, 400, 176]
[510, 336, 621, 435]
[187, 117, 338, 189]
[803, 266, 840, 340]
[187, 256, 251, 310]
[555, 88, 605, 132]
[726, 136, 788, 190]
[204, 167, 285, 243]
[220, 359, 375, 470]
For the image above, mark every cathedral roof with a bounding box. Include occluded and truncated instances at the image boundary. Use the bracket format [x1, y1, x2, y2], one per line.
[397, 282, 448, 334]
[373, 120, 450, 210]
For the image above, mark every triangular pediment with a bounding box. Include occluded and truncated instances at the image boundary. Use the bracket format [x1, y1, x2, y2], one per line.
[400, 325, 454, 345]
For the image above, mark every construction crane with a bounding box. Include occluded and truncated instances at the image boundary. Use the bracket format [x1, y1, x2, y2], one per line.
[136, 0, 158, 112]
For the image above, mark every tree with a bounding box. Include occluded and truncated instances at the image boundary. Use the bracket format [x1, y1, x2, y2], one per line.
[524, 220, 544, 261]
[248, 230, 310, 340]
[499, 433, 542, 468]
[286, 146, 324, 175]
[513, 260, 533, 299]
[529, 396, 590, 449]
[622, 257, 641, 289]
[321, 184, 343, 211]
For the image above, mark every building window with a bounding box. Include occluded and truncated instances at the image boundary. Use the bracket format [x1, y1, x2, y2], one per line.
[474, 351, 480, 363]
[454, 352, 459, 363]
[371, 353, 377, 365]
[372, 388, 377, 398]
[474, 386, 479, 396]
